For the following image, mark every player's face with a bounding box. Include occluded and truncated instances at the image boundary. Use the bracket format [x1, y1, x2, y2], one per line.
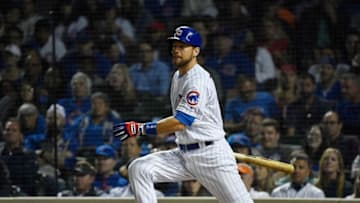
[171, 41, 198, 68]
[291, 159, 310, 184]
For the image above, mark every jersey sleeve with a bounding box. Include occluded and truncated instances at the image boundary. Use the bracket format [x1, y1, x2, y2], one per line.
[176, 82, 206, 121]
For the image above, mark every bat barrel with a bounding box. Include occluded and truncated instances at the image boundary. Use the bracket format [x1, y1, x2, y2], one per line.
[234, 153, 294, 174]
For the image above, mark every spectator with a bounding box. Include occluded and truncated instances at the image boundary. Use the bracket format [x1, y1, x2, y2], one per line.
[23, 18, 67, 63]
[259, 16, 290, 67]
[129, 41, 171, 120]
[22, 50, 48, 113]
[38, 104, 78, 174]
[224, 75, 279, 126]
[58, 160, 103, 197]
[285, 73, 333, 138]
[321, 110, 359, 171]
[237, 163, 270, 198]
[225, 108, 265, 146]
[315, 56, 342, 102]
[252, 118, 292, 163]
[346, 171, 360, 199]
[103, 63, 137, 120]
[143, 21, 171, 63]
[227, 133, 252, 156]
[205, 29, 254, 100]
[0, 118, 38, 195]
[253, 42, 277, 87]
[336, 73, 360, 135]
[53, 0, 88, 48]
[252, 164, 276, 194]
[302, 124, 327, 175]
[68, 92, 122, 150]
[97, 1, 136, 52]
[42, 66, 66, 106]
[273, 64, 299, 120]
[339, 31, 359, 71]
[296, 0, 347, 64]
[97, 37, 124, 66]
[1, 44, 23, 82]
[93, 144, 128, 194]
[57, 72, 92, 126]
[77, 54, 105, 90]
[59, 30, 111, 82]
[271, 151, 325, 198]
[17, 103, 46, 151]
[18, 0, 44, 43]
[315, 148, 353, 197]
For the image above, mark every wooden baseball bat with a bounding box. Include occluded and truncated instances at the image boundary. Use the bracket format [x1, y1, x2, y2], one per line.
[234, 153, 294, 174]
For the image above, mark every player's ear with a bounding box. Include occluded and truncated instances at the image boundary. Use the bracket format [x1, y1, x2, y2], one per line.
[193, 47, 200, 57]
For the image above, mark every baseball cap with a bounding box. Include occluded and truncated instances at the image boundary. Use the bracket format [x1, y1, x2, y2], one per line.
[237, 163, 254, 176]
[74, 161, 97, 176]
[227, 134, 251, 148]
[168, 26, 202, 48]
[95, 144, 116, 159]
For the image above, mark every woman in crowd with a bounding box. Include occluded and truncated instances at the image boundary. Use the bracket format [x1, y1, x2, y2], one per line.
[315, 148, 353, 197]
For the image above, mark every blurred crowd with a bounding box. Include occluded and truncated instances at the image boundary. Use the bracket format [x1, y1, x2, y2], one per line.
[0, 0, 359, 199]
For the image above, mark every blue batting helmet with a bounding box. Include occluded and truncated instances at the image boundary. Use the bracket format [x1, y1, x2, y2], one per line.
[168, 26, 202, 48]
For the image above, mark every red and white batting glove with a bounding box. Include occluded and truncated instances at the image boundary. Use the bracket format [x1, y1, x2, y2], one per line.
[113, 121, 144, 141]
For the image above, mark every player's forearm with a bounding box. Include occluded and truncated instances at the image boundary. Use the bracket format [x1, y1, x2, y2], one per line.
[155, 116, 186, 139]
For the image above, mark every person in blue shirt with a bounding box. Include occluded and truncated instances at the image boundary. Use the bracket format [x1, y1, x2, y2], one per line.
[315, 56, 342, 102]
[17, 103, 46, 151]
[93, 144, 128, 194]
[58, 72, 92, 126]
[129, 41, 171, 97]
[336, 73, 360, 135]
[129, 41, 171, 120]
[67, 92, 122, 150]
[205, 28, 254, 100]
[224, 75, 279, 126]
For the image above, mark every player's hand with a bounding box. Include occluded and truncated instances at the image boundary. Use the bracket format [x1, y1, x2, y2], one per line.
[113, 121, 143, 141]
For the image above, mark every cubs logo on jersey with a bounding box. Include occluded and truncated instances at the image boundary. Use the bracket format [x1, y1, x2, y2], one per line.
[186, 91, 200, 106]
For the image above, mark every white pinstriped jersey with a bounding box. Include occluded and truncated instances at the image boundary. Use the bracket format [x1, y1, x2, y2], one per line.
[170, 64, 225, 144]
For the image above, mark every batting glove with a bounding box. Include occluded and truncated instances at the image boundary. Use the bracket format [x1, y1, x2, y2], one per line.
[113, 121, 144, 141]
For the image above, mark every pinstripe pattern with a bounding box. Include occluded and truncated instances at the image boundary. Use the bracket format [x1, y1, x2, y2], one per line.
[128, 64, 253, 203]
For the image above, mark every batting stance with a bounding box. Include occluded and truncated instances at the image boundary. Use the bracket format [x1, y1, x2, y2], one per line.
[113, 26, 253, 203]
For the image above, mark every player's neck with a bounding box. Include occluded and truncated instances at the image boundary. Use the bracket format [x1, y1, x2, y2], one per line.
[178, 59, 197, 76]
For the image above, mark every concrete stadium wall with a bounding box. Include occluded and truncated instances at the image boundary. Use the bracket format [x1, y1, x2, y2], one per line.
[0, 197, 359, 203]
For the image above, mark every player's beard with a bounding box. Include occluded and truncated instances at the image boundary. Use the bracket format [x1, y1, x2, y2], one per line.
[173, 55, 193, 69]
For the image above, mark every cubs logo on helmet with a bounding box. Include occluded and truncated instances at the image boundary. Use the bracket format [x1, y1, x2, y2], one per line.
[168, 26, 202, 48]
[186, 91, 200, 106]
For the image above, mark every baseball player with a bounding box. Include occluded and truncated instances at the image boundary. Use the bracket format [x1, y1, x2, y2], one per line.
[113, 26, 253, 203]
